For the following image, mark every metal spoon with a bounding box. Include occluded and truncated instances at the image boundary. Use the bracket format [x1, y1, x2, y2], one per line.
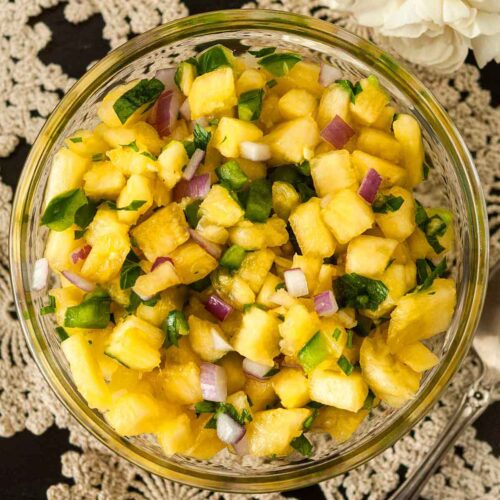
[392, 265, 500, 499]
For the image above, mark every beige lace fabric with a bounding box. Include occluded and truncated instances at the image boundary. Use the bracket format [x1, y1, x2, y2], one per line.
[0, 1, 499, 498]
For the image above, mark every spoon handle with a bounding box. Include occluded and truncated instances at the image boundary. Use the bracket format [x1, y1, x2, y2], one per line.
[391, 383, 491, 500]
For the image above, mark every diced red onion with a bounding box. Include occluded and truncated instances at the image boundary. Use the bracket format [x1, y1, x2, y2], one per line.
[173, 173, 211, 201]
[319, 63, 343, 87]
[216, 412, 246, 444]
[358, 168, 383, 204]
[151, 256, 174, 271]
[32, 258, 49, 291]
[71, 245, 92, 264]
[284, 268, 309, 297]
[188, 228, 222, 259]
[179, 99, 191, 121]
[320, 115, 355, 149]
[200, 362, 227, 402]
[151, 90, 181, 137]
[239, 141, 271, 162]
[232, 433, 249, 455]
[211, 328, 233, 352]
[182, 148, 205, 180]
[314, 290, 339, 317]
[242, 358, 273, 379]
[205, 294, 233, 321]
[154, 68, 176, 90]
[62, 270, 96, 292]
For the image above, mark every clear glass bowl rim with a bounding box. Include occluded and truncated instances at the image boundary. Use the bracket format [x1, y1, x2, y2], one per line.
[9, 9, 489, 493]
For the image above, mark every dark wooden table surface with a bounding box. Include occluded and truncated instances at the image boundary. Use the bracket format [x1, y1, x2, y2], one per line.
[0, 2, 498, 498]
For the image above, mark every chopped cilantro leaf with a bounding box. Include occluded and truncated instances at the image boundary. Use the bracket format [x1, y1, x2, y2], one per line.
[120, 251, 141, 289]
[122, 140, 139, 152]
[258, 52, 301, 76]
[334, 273, 388, 311]
[40, 295, 56, 315]
[41, 188, 88, 231]
[372, 194, 404, 213]
[69, 137, 83, 143]
[249, 47, 276, 57]
[337, 355, 354, 376]
[290, 434, 313, 457]
[193, 123, 211, 151]
[106, 200, 146, 211]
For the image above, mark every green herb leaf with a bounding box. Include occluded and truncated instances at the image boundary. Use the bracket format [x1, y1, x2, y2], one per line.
[122, 140, 139, 152]
[266, 79, 277, 88]
[140, 151, 157, 160]
[208, 118, 219, 126]
[353, 81, 363, 97]
[337, 355, 354, 375]
[163, 310, 189, 348]
[74, 199, 98, 230]
[302, 409, 319, 432]
[264, 367, 280, 377]
[120, 251, 141, 290]
[419, 258, 447, 291]
[55, 326, 69, 342]
[41, 188, 88, 231]
[290, 434, 313, 457]
[220, 244, 247, 270]
[296, 182, 316, 203]
[92, 153, 106, 162]
[113, 78, 164, 124]
[106, 200, 146, 211]
[69, 136, 83, 143]
[183, 140, 196, 158]
[188, 275, 212, 292]
[275, 282, 286, 291]
[306, 401, 324, 409]
[372, 194, 404, 214]
[296, 160, 311, 177]
[336, 79, 355, 103]
[363, 390, 376, 411]
[40, 295, 56, 315]
[238, 89, 264, 121]
[415, 201, 448, 254]
[258, 52, 301, 76]
[249, 47, 276, 57]
[197, 45, 233, 75]
[353, 315, 373, 337]
[332, 328, 342, 341]
[64, 289, 111, 329]
[346, 329, 354, 349]
[245, 179, 272, 222]
[184, 199, 202, 229]
[194, 400, 218, 415]
[193, 123, 212, 151]
[334, 273, 388, 311]
[74, 229, 86, 240]
[216, 160, 249, 191]
[197, 401, 253, 428]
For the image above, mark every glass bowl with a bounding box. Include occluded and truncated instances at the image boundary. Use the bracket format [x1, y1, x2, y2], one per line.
[9, 9, 489, 493]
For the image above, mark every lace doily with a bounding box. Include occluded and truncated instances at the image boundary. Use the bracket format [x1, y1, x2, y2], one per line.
[0, 1, 499, 498]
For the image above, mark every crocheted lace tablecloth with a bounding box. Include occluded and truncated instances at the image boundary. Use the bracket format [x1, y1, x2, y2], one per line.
[0, 1, 499, 499]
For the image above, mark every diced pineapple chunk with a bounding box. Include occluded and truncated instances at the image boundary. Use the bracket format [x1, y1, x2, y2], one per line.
[188, 316, 232, 362]
[157, 413, 193, 456]
[196, 217, 229, 245]
[133, 260, 181, 297]
[234, 157, 267, 181]
[163, 336, 200, 366]
[372, 105, 396, 132]
[265, 216, 289, 246]
[157, 140, 189, 189]
[350, 76, 389, 126]
[83, 161, 126, 200]
[360, 331, 421, 408]
[257, 273, 282, 308]
[356, 127, 402, 164]
[45, 227, 85, 273]
[278, 89, 317, 120]
[387, 278, 456, 351]
[61, 333, 111, 411]
[263, 116, 320, 165]
[219, 353, 246, 394]
[232, 307, 280, 366]
[321, 189, 374, 244]
[237, 249, 275, 293]
[51, 286, 86, 332]
[45, 148, 89, 204]
[345, 235, 398, 277]
[116, 175, 153, 225]
[375, 186, 416, 242]
[65, 129, 109, 158]
[246, 408, 311, 457]
[274, 61, 324, 96]
[393, 114, 424, 188]
[136, 288, 185, 327]
[244, 378, 277, 411]
[169, 240, 218, 284]
[309, 369, 368, 412]
[106, 146, 157, 178]
[352, 150, 407, 188]
[95, 122, 163, 154]
[132, 203, 189, 262]
[289, 198, 336, 257]
[213, 117, 263, 158]
[313, 407, 367, 443]
[227, 390, 252, 416]
[395, 342, 439, 372]
[272, 181, 300, 220]
[272, 368, 309, 408]
[311, 150, 358, 197]
[236, 68, 266, 96]
[279, 303, 320, 357]
[185, 414, 225, 459]
[317, 83, 351, 130]
[189, 67, 237, 119]
[176, 61, 197, 96]
[199, 184, 244, 227]
[314, 264, 337, 294]
[292, 254, 322, 292]
[212, 270, 256, 309]
[260, 93, 282, 129]
[105, 392, 173, 436]
[161, 361, 202, 405]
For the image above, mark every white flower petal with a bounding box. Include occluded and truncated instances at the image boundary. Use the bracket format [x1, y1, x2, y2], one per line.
[381, 0, 429, 38]
[455, 10, 500, 37]
[416, 0, 445, 24]
[443, 0, 473, 24]
[471, 32, 500, 66]
[351, 0, 399, 28]
[470, 0, 500, 13]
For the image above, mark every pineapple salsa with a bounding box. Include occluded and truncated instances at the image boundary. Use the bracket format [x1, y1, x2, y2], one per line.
[33, 44, 457, 460]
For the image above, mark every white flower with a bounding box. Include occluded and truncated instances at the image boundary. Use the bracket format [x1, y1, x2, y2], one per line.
[328, 0, 500, 72]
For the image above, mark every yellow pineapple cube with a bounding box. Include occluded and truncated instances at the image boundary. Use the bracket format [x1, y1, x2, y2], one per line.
[345, 235, 398, 277]
[199, 184, 244, 227]
[136, 288, 184, 327]
[278, 89, 317, 120]
[234, 157, 266, 181]
[387, 278, 456, 351]
[279, 303, 320, 357]
[313, 407, 367, 443]
[244, 378, 277, 411]
[157, 140, 189, 189]
[257, 273, 282, 308]
[360, 330, 421, 408]
[213, 270, 256, 309]
[44, 227, 85, 273]
[289, 198, 336, 257]
[394, 342, 439, 372]
[292, 254, 322, 292]
[272, 181, 301, 220]
[185, 414, 225, 459]
[106, 146, 156, 178]
[213, 117, 263, 158]
[162, 361, 202, 405]
[164, 336, 200, 366]
[132, 203, 189, 262]
[227, 390, 252, 416]
[133, 260, 181, 297]
[169, 240, 218, 284]
[350, 76, 389, 126]
[237, 249, 275, 293]
[393, 113, 424, 188]
[263, 116, 320, 165]
[272, 368, 310, 408]
[356, 127, 402, 164]
[264, 216, 289, 246]
[188, 316, 232, 362]
[219, 353, 246, 394]
[83, 161, 126, 200]
[236, 68, 266, 96]
[375, 186, 416, 242]
[51, 286, 85, 331]
[246, 408, 311, 457]
[317, 83, 351, 130]
[372, 105, 396, 132]
[352, 150, 407, 188]
[274, 61, 324, 96]
[188, 67, 237, 119]
[314, 264, 336, 294]
[321, 189, 374, 244]
[65, 129, 109, 158]
[311, 150, 358, 197]
[116, 174, 153, 225]
[260, 93, 282, 129]
[232, 307, 280, 366]
[195, 217, 229, 245]
[309, 369, 368, 412]
[157, 413, 193, 456]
